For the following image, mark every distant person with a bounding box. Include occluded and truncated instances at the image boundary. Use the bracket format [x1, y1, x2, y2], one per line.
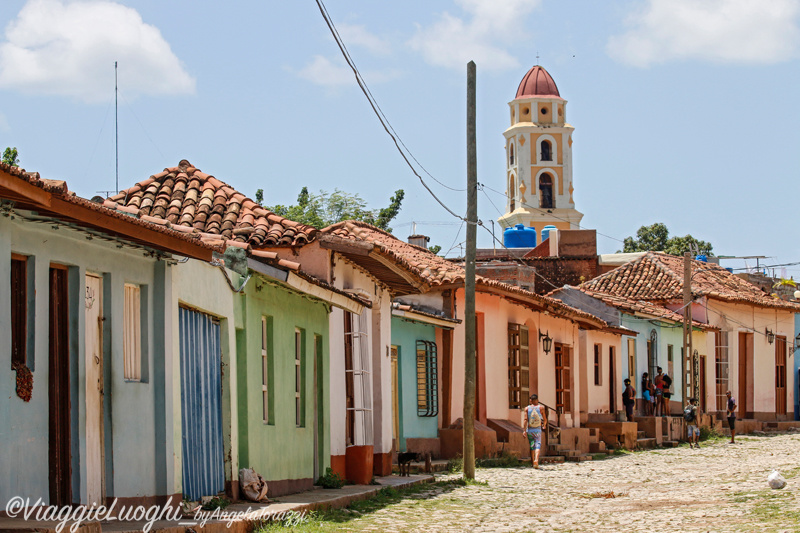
[726, 391, 737, 444]
[622, 378, 636, 422]
[524, 394, 547, 469]
[654, 367, 665, 416]
[662, 373, 673, 415]
[641, 372, 652, 416]
[684, 397, 700, 448]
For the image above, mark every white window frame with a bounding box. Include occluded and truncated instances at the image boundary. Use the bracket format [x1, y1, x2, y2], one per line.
[262, 317, 269, 424]
[295, 328, 302, 427]
[123, 283, 142, 381]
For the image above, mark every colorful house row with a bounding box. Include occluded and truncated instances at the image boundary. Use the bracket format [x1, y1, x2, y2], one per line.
[1, 161, 369, 507]
[557, 252, 799, 421]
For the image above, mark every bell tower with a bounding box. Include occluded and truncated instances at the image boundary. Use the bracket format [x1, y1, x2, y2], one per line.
[498, 65, 583, 237]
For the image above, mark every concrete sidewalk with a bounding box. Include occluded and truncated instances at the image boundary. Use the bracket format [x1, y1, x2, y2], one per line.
[0, 474, 434, 533]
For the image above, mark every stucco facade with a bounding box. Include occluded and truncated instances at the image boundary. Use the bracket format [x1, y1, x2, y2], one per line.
[0, 214, 179, 506]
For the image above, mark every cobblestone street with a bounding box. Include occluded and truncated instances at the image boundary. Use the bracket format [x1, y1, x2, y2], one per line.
[318, 434, 800, 532]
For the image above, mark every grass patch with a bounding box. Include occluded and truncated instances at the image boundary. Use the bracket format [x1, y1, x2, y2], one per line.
[476, 450, 524, 469]
[446, 455, 463, 473]
[200, 496, 230, 511]
[254, 479, 465, 532]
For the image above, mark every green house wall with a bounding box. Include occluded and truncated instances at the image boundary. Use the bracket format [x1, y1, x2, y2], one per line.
[235, 274, 330, 489]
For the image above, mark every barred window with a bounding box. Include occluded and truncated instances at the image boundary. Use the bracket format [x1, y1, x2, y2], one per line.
[416, 340, 438, 417]
[715, 331, 729, 411]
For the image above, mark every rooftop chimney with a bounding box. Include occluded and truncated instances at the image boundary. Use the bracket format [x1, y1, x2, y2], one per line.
[408, 234, 430, 250]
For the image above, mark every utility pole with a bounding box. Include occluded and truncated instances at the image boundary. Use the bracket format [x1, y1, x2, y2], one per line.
[683, 252, 696, 401]
[463, 60, 477, 481]
[115, 61, 119, 195]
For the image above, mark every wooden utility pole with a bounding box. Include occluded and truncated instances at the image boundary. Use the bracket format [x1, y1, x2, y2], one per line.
[463, 60, 477, 480]
[683, 252, 696, 401]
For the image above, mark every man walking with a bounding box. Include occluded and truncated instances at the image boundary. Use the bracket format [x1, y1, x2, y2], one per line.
[623, 378, 636, 422]
[523, 394, 547, 469]
[684, 397, 700, 448]
[726, 390, 737, 444]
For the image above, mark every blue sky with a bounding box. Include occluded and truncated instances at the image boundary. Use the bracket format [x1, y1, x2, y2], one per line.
[1, 0, 798, 275]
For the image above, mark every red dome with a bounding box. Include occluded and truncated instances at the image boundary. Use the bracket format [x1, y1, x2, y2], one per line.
[515, 65, 561, 99]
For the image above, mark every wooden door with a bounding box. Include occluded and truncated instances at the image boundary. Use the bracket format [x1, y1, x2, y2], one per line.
[390, 346, 400, 451]
[608, 346, 616, 413]
[776, 336, 787, 416]
[738, 332, 748, 419]
[699, 355, 707, 413]
[84, 274, 104, 505]
[555, 344, 571, 422]
[179, 307, 224, 501]
[49, 265, 71, 506]
[313, 335, 324, 480]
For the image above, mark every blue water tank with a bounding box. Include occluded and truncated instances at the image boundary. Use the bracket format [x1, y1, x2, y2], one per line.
[503, 224, 537, 248]
[542, 225, 557, 241]
[726, 267, 734, 273]
[695, 254, 707, 262]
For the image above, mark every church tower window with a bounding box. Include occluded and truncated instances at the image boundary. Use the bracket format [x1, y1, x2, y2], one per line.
[540, 140, 552, 162]
[509, 175, 516, 211]
[539, 174, 554, 209]
[509, 143, 515, 165]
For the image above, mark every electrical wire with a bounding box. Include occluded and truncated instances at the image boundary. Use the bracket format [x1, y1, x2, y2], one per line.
[314, 0, 469, 218]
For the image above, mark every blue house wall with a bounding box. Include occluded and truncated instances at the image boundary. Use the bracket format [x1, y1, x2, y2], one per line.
[390, 317, 438, 452]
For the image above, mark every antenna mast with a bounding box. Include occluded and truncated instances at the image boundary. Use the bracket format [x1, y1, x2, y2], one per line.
[115, 61, 119, 194]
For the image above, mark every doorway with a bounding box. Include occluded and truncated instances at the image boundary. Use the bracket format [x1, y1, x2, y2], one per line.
[738, 332, 752, 419]
[314, 334, 325, 481]
[49, 265, 71, 506]
[179, 307, 224, 501]
[84, 274, 104, 505]
[555, 343, 571, 424]
[776, 336, 787, 417]
[699, 355, 707, 413]
[390, 346, 399, 451]
[608, 346, 616, 413]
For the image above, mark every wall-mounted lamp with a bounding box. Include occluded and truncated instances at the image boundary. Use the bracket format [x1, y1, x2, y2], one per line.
[539, 330, 553, 355]
[766, 328, 775, 345]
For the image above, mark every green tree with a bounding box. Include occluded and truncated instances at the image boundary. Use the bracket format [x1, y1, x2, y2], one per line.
[621, 222, 713, 256]
[2, 147, 19, 167]
[263, 187, 404, 231]
[429, 244, 442, 255]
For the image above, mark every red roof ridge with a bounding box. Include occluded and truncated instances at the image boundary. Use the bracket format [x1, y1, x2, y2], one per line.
[109, 160, 318, 247]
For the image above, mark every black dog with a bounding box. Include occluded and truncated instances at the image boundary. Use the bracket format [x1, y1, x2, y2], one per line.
[397, 452, 421, 476]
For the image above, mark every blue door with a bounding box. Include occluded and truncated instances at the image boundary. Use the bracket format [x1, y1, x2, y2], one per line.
[179, 307, 225, 501]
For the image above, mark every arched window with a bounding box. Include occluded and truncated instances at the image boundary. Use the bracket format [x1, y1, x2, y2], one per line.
[509, 175, 516, 211]
[540, 140, 552, 162]
[539, 174, 553, 209]
[509, 143, 515, 166]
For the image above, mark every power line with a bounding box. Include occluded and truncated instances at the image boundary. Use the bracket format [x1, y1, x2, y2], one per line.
[313, 0, 468, 219]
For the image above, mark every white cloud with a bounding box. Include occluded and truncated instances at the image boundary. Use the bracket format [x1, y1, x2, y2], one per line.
[297, 55, 353, 87]
[296, 55, 401, 88]
[0, 0, 195, 102]
[409, 0, 541, 71]
[607, 0, 800, 67]
[336, 23, 391, 56]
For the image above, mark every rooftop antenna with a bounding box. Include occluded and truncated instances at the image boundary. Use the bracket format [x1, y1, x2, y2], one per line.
[115, 61, 119, 195]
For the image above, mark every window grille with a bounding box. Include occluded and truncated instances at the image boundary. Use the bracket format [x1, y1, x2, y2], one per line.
[344, 310, 373, 446]
[416, 340, 438, 417]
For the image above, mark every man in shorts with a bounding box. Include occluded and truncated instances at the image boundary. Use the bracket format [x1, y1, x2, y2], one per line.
[523, 394, 547, 469]
[726, 391, 737, 444]
[685, 397, 700, 448]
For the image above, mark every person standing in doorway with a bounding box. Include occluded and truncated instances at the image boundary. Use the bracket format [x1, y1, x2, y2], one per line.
[726, 391, 737, 444]
[623, 379, 636, 422]
[642, 372, 652, 416]
[654, 367, 665, 416]
[523, 394, 547, 469]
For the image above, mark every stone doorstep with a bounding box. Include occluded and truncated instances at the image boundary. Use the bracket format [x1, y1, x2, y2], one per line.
[662, 440, 680, 448]
[391, 459, 449, 475]
[0, 476, 435, 533]
[636, 437, 657, 449]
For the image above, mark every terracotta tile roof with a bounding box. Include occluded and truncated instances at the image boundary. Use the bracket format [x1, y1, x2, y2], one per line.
[581, 251, 800, 311]
[107, 160, 316, 247]
[0, 162, 223, 258]
[322, 221, 608, 327]
[576, 287, 709, 329]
